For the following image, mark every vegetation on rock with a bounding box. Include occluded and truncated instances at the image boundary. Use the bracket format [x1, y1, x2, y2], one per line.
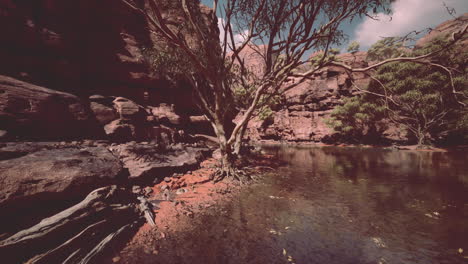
[347, 41, 361, 54]
[327, 35, 468, 145]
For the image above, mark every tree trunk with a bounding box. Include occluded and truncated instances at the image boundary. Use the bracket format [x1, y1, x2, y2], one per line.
[417, 133, 426, 146]
[210, 116, 253, 182]
[220, 147, 236, 174]
[212, 119, 236, 174]
[416, 127, 427, 147]
[233, 122, 248, 156]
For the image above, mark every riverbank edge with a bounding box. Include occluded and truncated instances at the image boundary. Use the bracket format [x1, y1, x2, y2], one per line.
[251, 140, 468, 152]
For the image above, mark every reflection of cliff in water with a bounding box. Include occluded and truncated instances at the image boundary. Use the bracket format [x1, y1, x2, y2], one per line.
[267, 145, 468, 185]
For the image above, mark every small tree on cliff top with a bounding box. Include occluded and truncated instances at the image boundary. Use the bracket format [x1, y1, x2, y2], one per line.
[122, 0, 467, 181]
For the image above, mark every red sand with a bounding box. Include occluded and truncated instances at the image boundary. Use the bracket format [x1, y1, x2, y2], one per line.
[105, 155, 281, 263]
[107, 158, 240, 263]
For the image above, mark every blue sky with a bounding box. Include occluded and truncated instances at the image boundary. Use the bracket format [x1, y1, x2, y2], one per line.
[201, 0, 467, 50]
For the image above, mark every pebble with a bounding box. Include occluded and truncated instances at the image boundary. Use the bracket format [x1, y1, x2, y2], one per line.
[162, 189, 171, 201]
[186, 211, 194, 218]
[176, 188, 188, 195]
[164, 177, 171, 182]
[112, 256, 121, 263]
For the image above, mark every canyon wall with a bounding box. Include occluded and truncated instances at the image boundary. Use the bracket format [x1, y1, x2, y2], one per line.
[0, 0, 216, 141]
[243, 51, 369, 143]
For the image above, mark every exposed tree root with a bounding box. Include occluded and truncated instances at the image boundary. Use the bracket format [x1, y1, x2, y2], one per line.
[213, 166, 252, 185]
[0, 185, 155, 264]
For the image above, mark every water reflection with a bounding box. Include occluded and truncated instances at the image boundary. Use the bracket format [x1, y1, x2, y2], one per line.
[141, 146, 468, 264]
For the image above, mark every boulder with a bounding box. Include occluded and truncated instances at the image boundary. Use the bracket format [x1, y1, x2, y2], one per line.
[150, 125, 178, 146]
[151, 103, 182, 125]
[104, 119, 137, 141]
[100, 96, 155, 142]
[113, 97, 144, 120]
[89, 101, 118, 125]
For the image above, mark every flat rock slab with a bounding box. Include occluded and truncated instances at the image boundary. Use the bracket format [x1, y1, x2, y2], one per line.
[110, 143, 209, 181]
[0, 144, 124, 212]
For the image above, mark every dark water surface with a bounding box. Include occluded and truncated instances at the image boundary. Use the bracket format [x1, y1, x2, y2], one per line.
[151, 146, 468, 264]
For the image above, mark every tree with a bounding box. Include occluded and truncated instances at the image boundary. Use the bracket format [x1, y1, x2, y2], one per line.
[328, 36, 468, 146]
[326, 96, 387, 143]
[121, 0, 466, 180]
[347, 41, 360, 53]
[366, 37, 404, 61]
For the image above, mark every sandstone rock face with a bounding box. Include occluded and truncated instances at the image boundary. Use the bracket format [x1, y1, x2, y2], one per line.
[0, 0, 153, 98]
[0, 0, 218, 141]
[0, 0, 217, 113]
[0, 75, 187, 142]
[243, 52, 370, 142]
[0, 75, 97, 139]
[243, 15, 468, 143]
[238, 15, 467, 144]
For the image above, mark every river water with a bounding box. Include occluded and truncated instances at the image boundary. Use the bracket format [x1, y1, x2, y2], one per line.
[148, 145, 468, 264]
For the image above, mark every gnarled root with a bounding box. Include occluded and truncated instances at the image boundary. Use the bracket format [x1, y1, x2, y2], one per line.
[213, 166, 251, 184]
[0, 185, 154, 264]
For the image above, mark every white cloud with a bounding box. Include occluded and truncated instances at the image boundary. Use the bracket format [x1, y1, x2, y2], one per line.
[218, 18, 226, 42]
[217, 18, 248, 48]
[354, 0, 468, 48]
